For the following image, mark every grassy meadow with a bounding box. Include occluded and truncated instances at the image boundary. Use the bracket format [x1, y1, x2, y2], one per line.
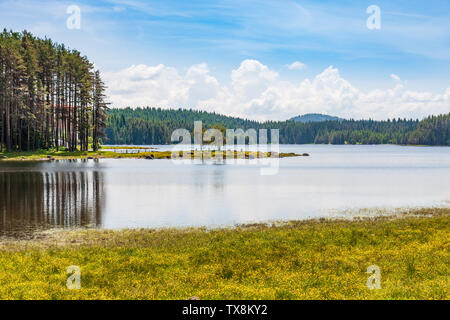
[0, 208, 448, 300]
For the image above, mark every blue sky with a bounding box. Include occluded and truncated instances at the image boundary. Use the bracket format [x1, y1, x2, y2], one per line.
[1, 0, 449, 120]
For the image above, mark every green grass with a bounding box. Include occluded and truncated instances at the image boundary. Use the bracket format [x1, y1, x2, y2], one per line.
[0, 148, 300, 161]
[0, 149, 104, 160]
[0, 208, 448, 300]
[101, 146, 157, 150]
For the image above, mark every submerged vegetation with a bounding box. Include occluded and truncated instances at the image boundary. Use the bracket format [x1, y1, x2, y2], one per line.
[0, 208, 448, 300]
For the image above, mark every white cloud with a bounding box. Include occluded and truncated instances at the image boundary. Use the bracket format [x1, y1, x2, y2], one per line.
[391, 74, 401, 82]
[104, 60, 450, 121]
[288, 61, 307, 70]
[231, 59, 279, 100]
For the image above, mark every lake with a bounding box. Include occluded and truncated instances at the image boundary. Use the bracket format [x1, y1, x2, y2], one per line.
[1, 145, 450, 237]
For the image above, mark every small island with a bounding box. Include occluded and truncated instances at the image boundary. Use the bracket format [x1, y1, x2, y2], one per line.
[0, 147, 304, 161]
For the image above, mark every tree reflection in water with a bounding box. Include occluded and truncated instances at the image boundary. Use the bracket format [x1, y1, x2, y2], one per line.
[0, 161, 105, 237]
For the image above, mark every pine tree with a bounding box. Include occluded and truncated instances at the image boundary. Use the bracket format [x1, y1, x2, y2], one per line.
[0, 30, 108, 152]
[92, 70, 109, 152]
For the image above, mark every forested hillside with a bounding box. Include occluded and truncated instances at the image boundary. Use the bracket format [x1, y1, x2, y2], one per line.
[0, 30, 108, 152]
[105, 107, 450, 146]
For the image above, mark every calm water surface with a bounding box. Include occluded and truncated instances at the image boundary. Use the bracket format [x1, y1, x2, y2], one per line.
[1, 145, 450, 237]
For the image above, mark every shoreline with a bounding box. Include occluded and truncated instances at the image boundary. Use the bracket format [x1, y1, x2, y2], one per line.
[0, 149, 303, 161]
[0, 208, 448, 299]
[1, 142, 448, 161]
[2, 206, 447, 242]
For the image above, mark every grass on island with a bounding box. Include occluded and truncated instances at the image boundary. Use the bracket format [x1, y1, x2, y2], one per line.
[0, 208, 448, 300]
[101, 146, 157, 150]
[0, 148, 173, 160]
[0, 148, 301, 161]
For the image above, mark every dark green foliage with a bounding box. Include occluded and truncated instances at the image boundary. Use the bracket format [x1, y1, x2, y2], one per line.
[0, 30, 108, 152]
[105, 107, 450, 146]
[105, 107, 262, 145]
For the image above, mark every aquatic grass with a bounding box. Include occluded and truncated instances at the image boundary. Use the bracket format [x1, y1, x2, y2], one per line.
[0, 208, 448, 300]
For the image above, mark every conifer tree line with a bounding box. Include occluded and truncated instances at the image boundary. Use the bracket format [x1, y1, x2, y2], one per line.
[106, 107, 450, 146]
[0, 30, 109, 152]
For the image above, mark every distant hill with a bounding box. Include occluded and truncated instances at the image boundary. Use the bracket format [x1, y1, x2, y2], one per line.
[289, 113, 343, 123]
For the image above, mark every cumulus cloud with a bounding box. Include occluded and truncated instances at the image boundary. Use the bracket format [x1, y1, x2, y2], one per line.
[103, 60, 450, 121]
[103, 63, 219, 109]
[287, 61, 307, 70]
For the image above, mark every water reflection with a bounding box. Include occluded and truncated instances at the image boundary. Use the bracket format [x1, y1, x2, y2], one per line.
[1, 145, 450, 238]
[0, 163, 104, 237]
